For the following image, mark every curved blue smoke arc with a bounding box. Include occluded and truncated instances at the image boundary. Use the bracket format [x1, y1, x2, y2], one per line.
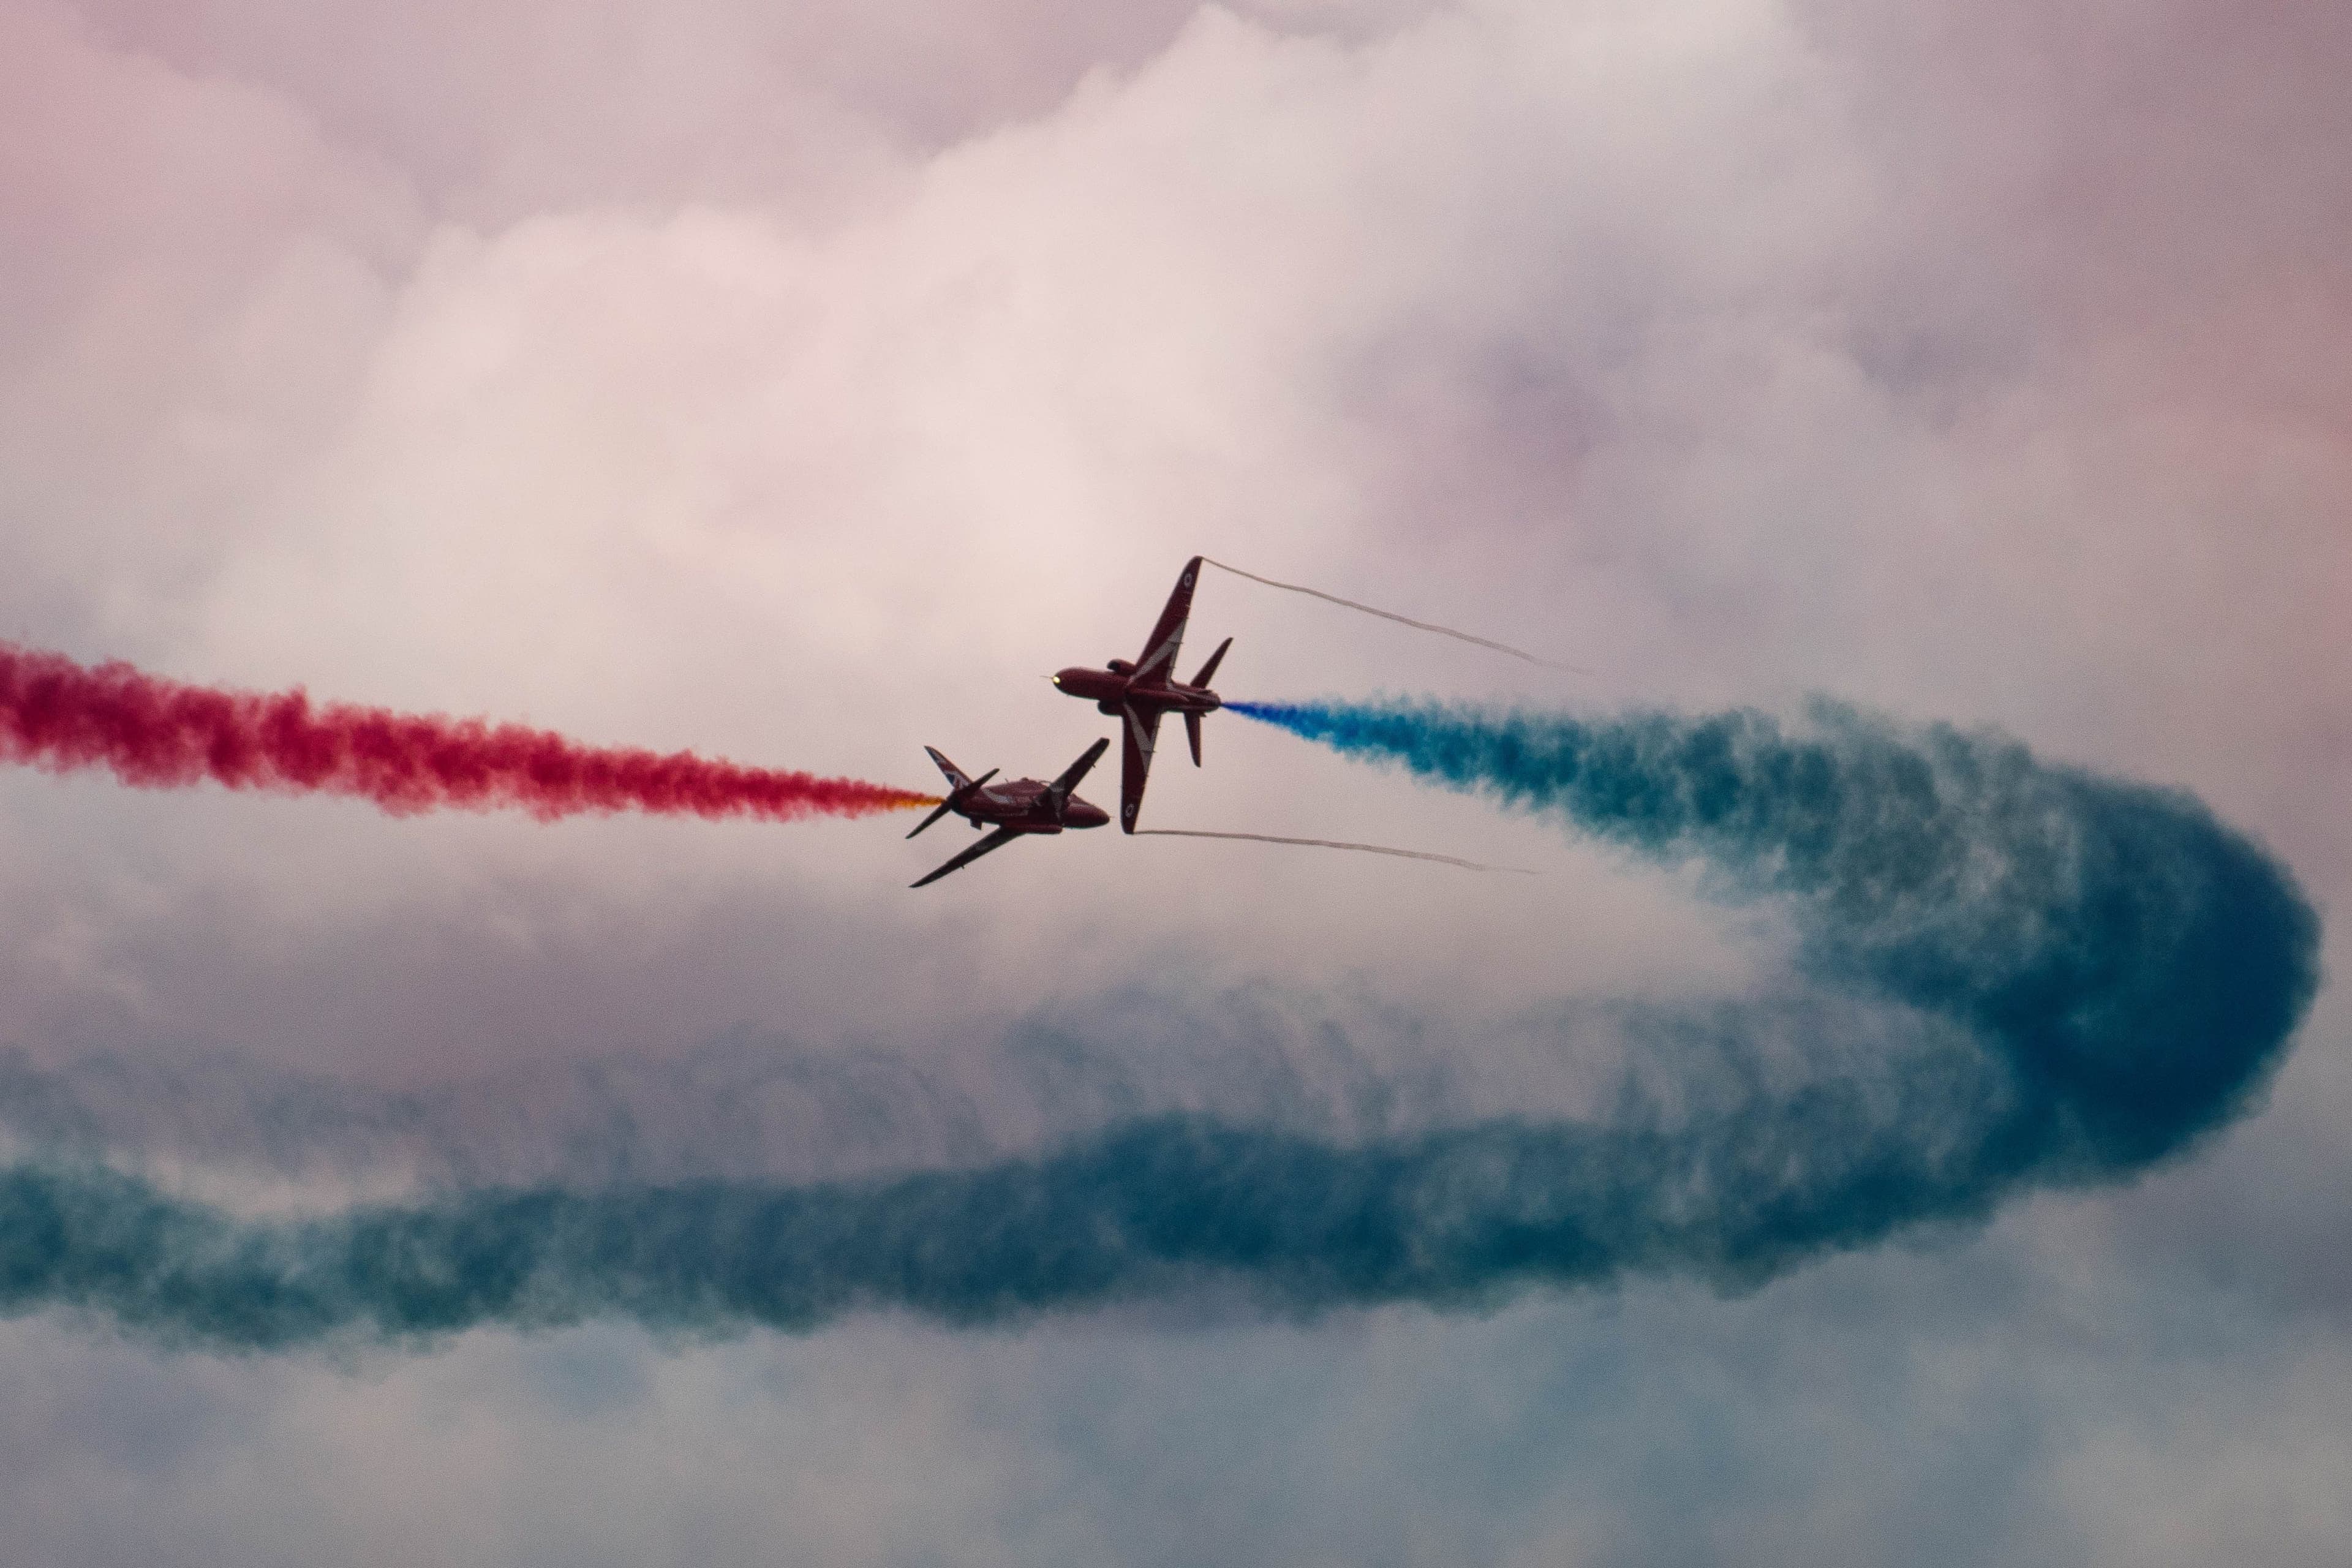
[0, 698, 2318, 1349]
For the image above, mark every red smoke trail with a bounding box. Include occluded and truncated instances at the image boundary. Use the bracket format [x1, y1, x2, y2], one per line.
[0, 642, 938, 823]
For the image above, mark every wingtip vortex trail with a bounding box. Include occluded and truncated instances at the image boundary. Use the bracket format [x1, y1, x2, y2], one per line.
[1135, 826, 1535, 874]
[1200, 557, 1590, 673]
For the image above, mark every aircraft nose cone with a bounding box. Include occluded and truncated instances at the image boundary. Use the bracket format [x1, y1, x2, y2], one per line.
[1069, 801, 1110, 829]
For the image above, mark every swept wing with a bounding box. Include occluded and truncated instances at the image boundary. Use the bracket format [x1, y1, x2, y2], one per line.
[1117, 704, 1163, 832]
[1047, 737, 1110, 813]
[1130, 556, 1201, 685]
[911, 825, 1025, 888]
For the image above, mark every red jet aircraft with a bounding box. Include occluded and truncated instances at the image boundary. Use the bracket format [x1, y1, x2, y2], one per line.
[906, 737, 1112, 887]
[1050, 555, 1230, 832]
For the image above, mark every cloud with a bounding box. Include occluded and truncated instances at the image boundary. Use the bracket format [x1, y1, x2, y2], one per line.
[4, 0, 2350, 1558]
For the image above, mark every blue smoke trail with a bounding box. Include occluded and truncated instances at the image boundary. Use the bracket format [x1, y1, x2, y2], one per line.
[1227, 698, 2318, 1169]
[0, 699, 2318, 1349]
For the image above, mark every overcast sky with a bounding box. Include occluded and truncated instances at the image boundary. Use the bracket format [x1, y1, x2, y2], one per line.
[3, 0, 2348, 1562]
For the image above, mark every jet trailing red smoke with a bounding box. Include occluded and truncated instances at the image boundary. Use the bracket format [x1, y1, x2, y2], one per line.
[0, 641, 937, 822]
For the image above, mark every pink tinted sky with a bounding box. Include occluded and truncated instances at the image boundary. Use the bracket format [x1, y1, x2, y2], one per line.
[2, 0, 2350, 1562]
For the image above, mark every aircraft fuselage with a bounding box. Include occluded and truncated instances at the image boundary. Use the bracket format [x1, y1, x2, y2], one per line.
[1050, 664, 1224, 717]
[907, 737, 1115, 886]
[953, 777, 1111, 834]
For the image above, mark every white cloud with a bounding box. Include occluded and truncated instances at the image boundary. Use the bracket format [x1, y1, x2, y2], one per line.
[4, 0, 2349, 1559]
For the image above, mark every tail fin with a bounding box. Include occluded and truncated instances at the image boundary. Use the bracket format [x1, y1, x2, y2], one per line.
[1190, 636, 1231, 689]
[1185, 710, 1203, 767]
[923, 745, 974, 793]
[911, 748, 995, 838]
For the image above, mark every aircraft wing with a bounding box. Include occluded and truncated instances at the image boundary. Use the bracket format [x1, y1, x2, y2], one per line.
[1117, 704, 1164, 832]
[911, 825, 1025, 888]
[1046, 736, 1111, 813]
[1131, 556, 1202, 685]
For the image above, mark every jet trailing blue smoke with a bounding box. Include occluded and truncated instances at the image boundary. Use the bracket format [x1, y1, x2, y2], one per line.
[0, 699, 2318, 1349]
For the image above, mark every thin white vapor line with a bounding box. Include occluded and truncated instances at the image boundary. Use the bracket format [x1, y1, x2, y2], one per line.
[1200, 557, 1589, 673]
[1135, 827, 1537, 875]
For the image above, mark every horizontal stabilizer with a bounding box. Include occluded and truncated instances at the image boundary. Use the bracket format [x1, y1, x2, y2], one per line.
[1185, 710, 1203, 767]
[908, 760, 997, 837]
[1191, 636, 1231, 690]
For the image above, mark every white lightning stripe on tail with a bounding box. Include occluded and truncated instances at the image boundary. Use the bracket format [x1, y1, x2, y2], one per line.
[1134, 828, 1536, 875]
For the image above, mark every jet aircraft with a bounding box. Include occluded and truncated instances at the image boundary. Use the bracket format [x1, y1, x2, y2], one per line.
[907, 738, 1112, 887]
[1050, 555, 1229, 832]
